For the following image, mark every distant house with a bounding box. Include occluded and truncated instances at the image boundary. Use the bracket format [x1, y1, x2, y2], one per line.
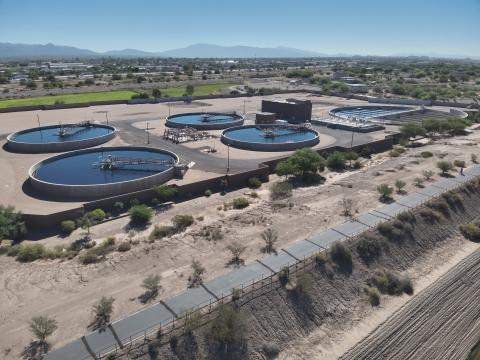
[339, 76, 357, 83]
[331, 71, 348, 80]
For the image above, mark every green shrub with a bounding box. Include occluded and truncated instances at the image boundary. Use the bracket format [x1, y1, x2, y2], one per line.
[389, 149, 400, 157]
[278, 267, 290, 285]
[421, 151, 433, 158]
[368, 271, 412, 296]
[117, 242, 131, 252]
[149, 225, 175, 240]
[87, 209, 106, 223]
[204, 189, 212, 197]
[208, 304, 246, 348]
[365, 286, 381, 306]
[353, 160, 362, 169]
[459, 223, 480, 242]
[419, 207, 441, 222]
[315, 252, 328, 267]
[232, 197, 249, 209]
[172, 214, 194, 230]
[0, 205, 27, 241]
[16, 244, 47, 262]
[377, 184, 394, 200]
[397, 211, 415, 223]
[428, 199, 450, 217]
[155, 185, 177, 202]
[129, 205, 153, 225]
[442, 191, 463, 206]
[60, 220, 76, 234]
[7, 245, 20, 257]
[356, 235, 384, 264]
[329, 242, 352, 271]
[422, 170, 434, 181]
[270, 182, 293, 200]
[248, 177, 262, 189]
[437, 160, 453, 174]
[79, 251, 99, 264]
[394, 180, 406, 193]
[413, 177, 425, 188]
[326, 151, 346, 171]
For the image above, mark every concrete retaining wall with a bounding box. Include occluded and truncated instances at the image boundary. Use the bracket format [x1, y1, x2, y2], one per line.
[221, 125, 320, 152]
[7, 124, 117, 153]
[28, 146, 178, 199]
[165, 112, 244, 130]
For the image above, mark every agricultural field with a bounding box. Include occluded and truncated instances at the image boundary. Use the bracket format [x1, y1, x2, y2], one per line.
[158, 82, 239, 96]
[0, 90, 138, 108]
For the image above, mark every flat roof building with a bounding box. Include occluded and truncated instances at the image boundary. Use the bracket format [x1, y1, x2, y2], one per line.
[261, 98, 312, 123]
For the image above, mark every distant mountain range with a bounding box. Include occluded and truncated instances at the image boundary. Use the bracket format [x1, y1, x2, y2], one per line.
[0, 42, 323, 59]
[0, 42, 478, 60]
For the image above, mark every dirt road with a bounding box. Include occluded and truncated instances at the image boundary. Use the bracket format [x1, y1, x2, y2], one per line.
[341, 248, 480, 360]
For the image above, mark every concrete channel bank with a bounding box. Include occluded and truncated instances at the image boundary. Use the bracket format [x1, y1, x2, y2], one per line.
[44, 164, 480, 360]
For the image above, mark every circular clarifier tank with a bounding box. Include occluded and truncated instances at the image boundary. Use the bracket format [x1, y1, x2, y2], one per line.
[29, 146, 179, 199]
[7, 122, 117, 153]
[329, 105, 414, 120]
[166, 112, 244, 130]
[221, 124, 320, 152]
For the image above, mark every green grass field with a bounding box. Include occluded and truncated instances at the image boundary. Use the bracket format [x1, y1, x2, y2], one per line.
[0, 91, 138, 109]
[159, 83, 238, 97]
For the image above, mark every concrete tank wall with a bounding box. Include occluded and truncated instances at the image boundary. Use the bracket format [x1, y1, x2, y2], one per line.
[28, 146, 178, 199]
[7, 124, 117, 153]
[221, 125, 320, 152]
[166, 112, 244, 130]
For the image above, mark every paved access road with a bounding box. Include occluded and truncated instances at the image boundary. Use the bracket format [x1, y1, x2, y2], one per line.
[341, 248, 480, 360]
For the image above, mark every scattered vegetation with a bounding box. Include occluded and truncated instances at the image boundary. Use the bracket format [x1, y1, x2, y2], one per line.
[377, 184, 394, 201]
[60, 220, 76, 234]
[356, 235, 385, 264]
[227, 241, 247, 266]
[459, 223, 480, 242]
[188, 259, 206, 287]
[90, 296, 115, 330]
[367, 270, 413, 296]
[437, 160, 453, 175]
[0, 205, 27, 242]
[155, 185, 177, 202]
[270, 181, 293, 200]
[261, 228, 278, 253]
[247, 177, 262, 189]
[329, 242, 352, 272]
[232, 197, 250, 209]
[128, 204, 154, 225]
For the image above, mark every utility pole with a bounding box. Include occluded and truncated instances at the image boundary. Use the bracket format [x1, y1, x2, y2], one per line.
[243, 99, 246, 114]
[105, 111, 109, 125]
[168, 102, 171, 117]
[146, 122, 150, 144]
[227, 144, 230, 173]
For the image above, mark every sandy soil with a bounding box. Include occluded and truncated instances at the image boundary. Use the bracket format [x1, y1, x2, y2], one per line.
[0, 104, 477, 359]
[278, 238, 480, 360]
[340, 244, 480, 360]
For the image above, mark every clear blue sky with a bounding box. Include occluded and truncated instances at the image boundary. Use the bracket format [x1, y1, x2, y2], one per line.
[0, 0, 479, 56]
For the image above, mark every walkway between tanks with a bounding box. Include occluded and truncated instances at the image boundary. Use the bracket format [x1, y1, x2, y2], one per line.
[44, 165, 480, 360]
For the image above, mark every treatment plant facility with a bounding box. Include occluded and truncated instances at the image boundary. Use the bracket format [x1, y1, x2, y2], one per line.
[0, 92, 469, 222]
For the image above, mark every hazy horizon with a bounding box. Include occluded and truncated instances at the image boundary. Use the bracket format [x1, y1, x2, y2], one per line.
[0, 0, 479, 57]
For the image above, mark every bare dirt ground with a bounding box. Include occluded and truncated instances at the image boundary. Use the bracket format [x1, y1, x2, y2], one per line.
[340, 246, 480, 360]
[278, 238, 480, 360]
[1, 129, 479, 359]
[0, 112, 478, 359]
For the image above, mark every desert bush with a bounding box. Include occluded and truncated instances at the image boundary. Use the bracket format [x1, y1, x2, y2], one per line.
[155, 185, 177, 202]
[149, 225, 175, 240]
[208, 304, 246, 350]
[326, 151, 346, 171]
[60, 220, 76, 234]
[437, 160, 453, 174]
[368, 271, 413, 296]
[471, 154, 478, 163]
[142, 274, 161, 299]
[270, 181, 293, 200]
[397, 211, 415, 223]
[428, 199, 450, 217]
[188, 259, 206, 287]
[204, 189, 212, 197]
[91, 296, 115, 330]
[172, 214, 194, 230]
[262, 342, 280, 358]
[287, 272, 313, 294]
[341, 198, 354, 216]
[454, 159, 466, 169]
[248, 177, 262, 189]
[329, 242, 352, 271]
[419, 208, 441, 222]
[422, 169, 434, 181]
[394, 180, 406, 193]
[278, 266, 290, 285]
[442, 191, 463, 206]
[117, 242, 131, 252]
[377, 184, 394, 201]
[288, 148, 325, 179]
[315, 252, 328, 267]
[227, 241, 247, 265]
[29, 315, 57, 343]
[459, 223, 480, 242]
[389, 149, 400, 157]
[353, 160, 362, 169]
[413, 177, 425, 187]
[365, 286, 380, 306]
[421, 151, 434, 158]
[261, 228, 278, 253]
[79, 251, 98, 264]
[0, 205, 27, 241]
[114, 201, 124, 213]
[128, 205, 153, 225]
[356, 235, 384, 264]
[16, 244, 47, 262]
[232, 197, 249, 209]
[87, 208, 106, 223]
